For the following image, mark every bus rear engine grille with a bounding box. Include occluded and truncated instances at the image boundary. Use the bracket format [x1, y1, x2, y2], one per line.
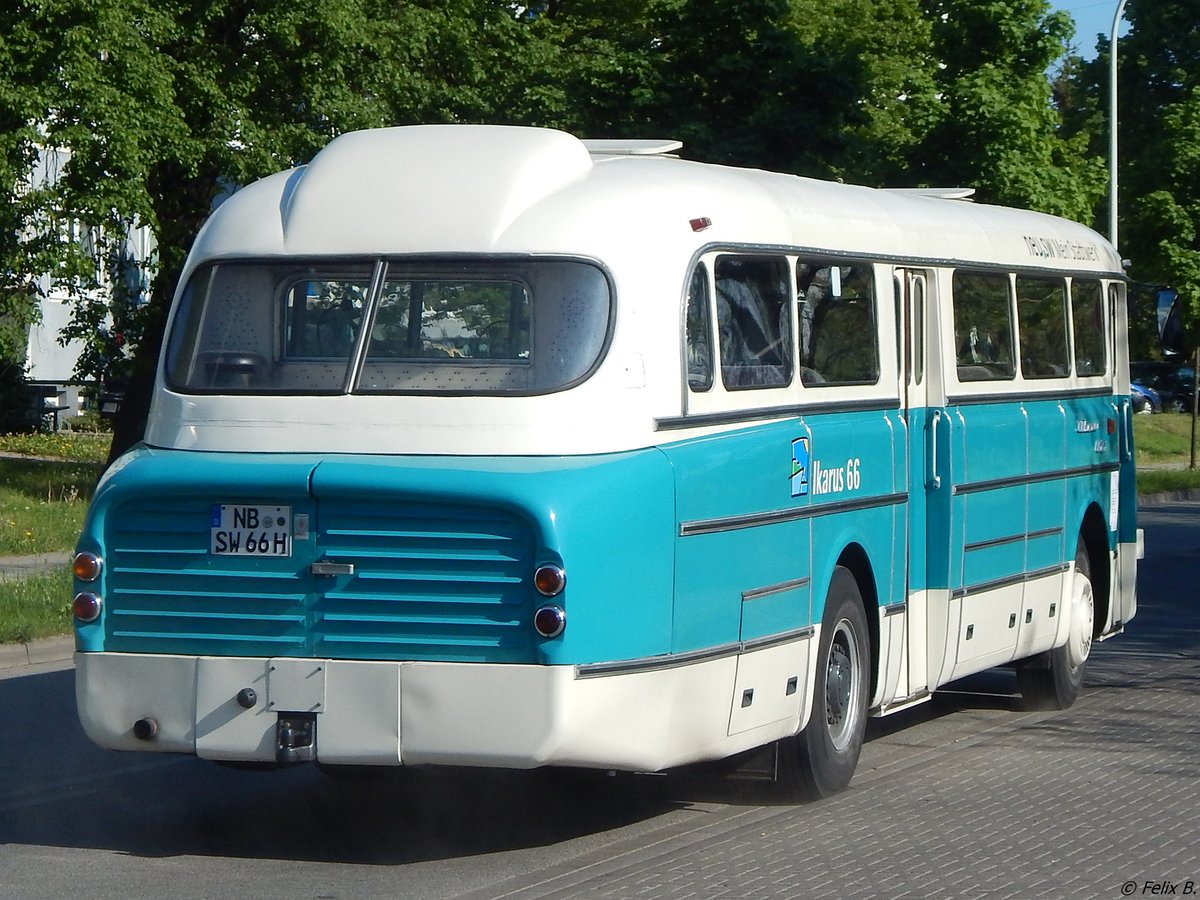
[100, 499, 537, 662]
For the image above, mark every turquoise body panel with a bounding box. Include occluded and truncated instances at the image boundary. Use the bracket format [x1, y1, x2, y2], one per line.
[659, 407, 906, 653]
[920, 392, 1123, 601]
[75, 393, 1130, 671]
[76, 445, 676, 666]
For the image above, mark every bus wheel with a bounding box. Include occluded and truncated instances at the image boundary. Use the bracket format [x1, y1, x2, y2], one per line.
[778, 566, 870, 800]
[1017, 538, 1094, 710]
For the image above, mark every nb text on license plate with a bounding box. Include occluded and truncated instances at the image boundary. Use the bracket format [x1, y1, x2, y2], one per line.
[210, 504, 292, 556]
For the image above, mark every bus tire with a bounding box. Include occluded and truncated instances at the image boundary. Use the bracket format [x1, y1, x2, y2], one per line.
[1017, 538, 1093, 710]
[778, 566, 870, 801]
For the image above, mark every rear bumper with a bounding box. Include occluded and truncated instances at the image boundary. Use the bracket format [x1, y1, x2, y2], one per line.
[75, 646, 808, 771]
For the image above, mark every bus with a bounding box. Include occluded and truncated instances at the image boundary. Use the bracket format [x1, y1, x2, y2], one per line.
[72, 125, 1141, 799]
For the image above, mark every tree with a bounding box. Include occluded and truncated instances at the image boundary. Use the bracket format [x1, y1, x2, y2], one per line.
[1, 0, 1123, 456]
[1112, 0, 1200, 322]
[1, 0, 537, 459]
[916, 0, 1105, 220]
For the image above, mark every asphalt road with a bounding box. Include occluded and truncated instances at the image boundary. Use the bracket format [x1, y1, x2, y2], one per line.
[1, 502, 1198, 900]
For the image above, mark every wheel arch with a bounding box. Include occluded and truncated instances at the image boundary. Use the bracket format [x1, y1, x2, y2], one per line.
[1079, 502, 1111, 639]
[833, 542, 880, 702]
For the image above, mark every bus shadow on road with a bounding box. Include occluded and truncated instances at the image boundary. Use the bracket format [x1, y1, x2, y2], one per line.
[0, 650, 1173, 863]
[0, 668, 697, 864]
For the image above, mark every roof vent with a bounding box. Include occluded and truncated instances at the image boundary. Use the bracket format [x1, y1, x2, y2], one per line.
[581, 139, 683, 157]
[882, 187, 976, 201]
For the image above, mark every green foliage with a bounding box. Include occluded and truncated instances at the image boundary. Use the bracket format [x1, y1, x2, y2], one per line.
[1137, 466, 1200, 497]
[0, 432, 111, 462]
[1133, 413, 1197, 463]
[917, 0, 1106, 220]
[1131, 415, 1200, 497]
[1060, 1, 1200, 337]
[0, 568, 72, 644]
[0, 0, 1129, 458]
[0, 457, 100, 555]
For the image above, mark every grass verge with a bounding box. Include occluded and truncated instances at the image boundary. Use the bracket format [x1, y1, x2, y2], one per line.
[0, 457, 102, 555]
[1133, 414, 1198, 464]
[0, 432, 110, 463]
[0, 569, 72, 644]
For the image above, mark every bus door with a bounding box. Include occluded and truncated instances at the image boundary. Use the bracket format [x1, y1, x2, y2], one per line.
[897, 268, 933, 700]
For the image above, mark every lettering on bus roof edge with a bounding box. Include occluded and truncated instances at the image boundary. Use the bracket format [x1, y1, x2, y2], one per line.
[1023, 235, 1100, 263]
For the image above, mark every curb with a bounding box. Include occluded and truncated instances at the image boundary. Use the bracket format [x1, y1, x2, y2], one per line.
[1138, 488, 1200, 506]
[0, 634, 74, 671]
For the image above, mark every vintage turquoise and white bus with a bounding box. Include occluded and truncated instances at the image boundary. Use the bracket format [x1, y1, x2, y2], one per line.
[72, 125, 1141, 798]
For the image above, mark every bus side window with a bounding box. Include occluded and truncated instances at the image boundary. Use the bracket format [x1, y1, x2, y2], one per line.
[685, 263, 714, 391]
[952, 271, 1014, 381]
[1016, 275, 1070, 379]
[797, 261, 879, 385]
[1071, 279, 1107, 376]
[715, 256, 793, 390]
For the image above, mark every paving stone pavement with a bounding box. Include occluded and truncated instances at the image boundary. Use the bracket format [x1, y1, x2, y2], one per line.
[456, 502, 1200, 900]
[2, 506, 1197, 898]
[459, 662, 1200, 900]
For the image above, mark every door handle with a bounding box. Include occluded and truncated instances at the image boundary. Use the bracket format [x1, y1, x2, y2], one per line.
[928, 410, 943, 490]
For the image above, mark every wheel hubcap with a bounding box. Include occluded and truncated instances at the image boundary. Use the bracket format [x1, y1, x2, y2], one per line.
[825, 619, 861, 751]
[1067, 570, 1094, 670]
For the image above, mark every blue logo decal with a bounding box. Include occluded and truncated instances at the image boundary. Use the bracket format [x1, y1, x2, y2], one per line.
[791, 437, 810, 497]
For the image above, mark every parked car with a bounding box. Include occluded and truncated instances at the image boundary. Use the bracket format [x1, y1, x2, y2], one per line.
[1131, 361, 1196, 414]
[1131, 381, 1161, 414]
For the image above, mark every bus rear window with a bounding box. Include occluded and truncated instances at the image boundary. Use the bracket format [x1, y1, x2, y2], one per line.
[165, 259, 612, 395]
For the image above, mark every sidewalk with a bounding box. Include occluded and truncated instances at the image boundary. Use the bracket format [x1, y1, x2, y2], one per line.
[0, 552, 72, 581]
[0, 634, 74, 671]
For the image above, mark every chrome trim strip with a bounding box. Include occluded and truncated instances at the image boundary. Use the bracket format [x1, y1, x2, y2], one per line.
[964, 526, 1063, 553]
[946, 385, 1115, 405]
[742, 577, 810, 602]
[953, 462, 1119, 496]
[743, 626, 815, 653]
[951, 562, 1070, 600]
[679, 492, 907, 537]
[657, 407, 798, 431]
[657, 398, 899, 431]
[575, 627, 815, 679]
[882, 602, 907, 618]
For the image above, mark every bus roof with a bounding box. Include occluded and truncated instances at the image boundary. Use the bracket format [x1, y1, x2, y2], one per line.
[187, 124, 1122, 278]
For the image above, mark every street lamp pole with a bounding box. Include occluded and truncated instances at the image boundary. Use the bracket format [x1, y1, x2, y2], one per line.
[1109, 0, 1128, 252]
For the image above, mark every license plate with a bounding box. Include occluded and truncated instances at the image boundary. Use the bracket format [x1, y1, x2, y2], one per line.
[210, 504, 292, 557]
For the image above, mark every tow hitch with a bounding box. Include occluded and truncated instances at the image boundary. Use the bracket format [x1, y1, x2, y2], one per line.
[275, 713, 316, 764]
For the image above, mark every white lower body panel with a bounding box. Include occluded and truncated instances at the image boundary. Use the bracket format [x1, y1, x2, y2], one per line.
[75, 639, 812, 771]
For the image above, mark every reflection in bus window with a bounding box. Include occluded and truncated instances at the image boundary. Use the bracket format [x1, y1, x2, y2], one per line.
[359, 261, 606, 393]
[285, 278, 371, 360]
[953, 271, 1014, 381]
[367, 279, 531, 361]
[165, 259, 610, 396]
[797, 262, 879, 386]
[1016, 276, 1069, 379]
[715, 256, 792, 390]
[685, 264, 714, 392]
[165, 262, 376, 394]
[1071, 279, 1107, 376]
